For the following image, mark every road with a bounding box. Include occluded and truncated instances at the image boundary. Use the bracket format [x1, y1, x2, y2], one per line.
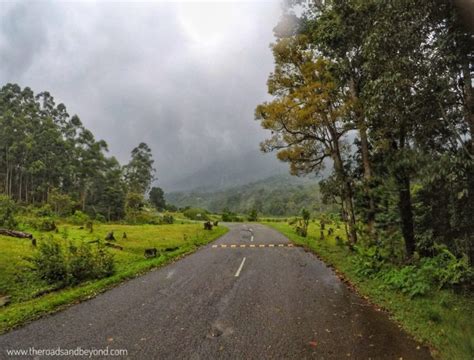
[0, 224, 431, 359]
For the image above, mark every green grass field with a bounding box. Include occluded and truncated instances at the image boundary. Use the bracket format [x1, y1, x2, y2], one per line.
[0, 222, 227, 333]
[266, 221, 474, 360]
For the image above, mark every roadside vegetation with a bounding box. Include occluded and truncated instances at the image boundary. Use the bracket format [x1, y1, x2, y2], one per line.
[0, 85, 228, 332]
[254, 1, 473, 359]
[0, 217, 226, 333]
[266, 220, 473, 360]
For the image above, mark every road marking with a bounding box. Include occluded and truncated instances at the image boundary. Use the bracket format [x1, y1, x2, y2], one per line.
[212, 244, 295, 249]
[235, 257, 246, 277]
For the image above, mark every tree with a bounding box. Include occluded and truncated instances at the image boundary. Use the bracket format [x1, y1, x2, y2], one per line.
[255, 35, 358, 245]
[124, 143, 155, 195]
[149, 186, 166, 211]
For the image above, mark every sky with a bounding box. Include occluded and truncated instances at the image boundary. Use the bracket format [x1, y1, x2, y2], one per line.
[0, 0, 284, 189]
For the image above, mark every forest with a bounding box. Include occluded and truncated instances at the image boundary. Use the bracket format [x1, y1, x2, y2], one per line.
[255, 0, 473, 264]
[0, 83, 166, 222]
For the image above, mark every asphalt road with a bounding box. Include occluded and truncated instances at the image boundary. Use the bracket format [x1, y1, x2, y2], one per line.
[0, 224, 432, 359]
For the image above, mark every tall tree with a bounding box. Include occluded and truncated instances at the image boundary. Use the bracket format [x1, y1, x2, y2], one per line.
[124, 142, 155, 195]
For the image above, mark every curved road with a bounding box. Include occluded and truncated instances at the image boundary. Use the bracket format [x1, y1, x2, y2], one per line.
[0, 224, 431, 359]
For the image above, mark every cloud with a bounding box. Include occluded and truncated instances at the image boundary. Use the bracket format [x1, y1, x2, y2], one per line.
[0, 0, 282, 188]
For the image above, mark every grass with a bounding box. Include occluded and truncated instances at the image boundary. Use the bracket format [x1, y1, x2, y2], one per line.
[265, 221, 474, 360]
[0, 222, 228, 334]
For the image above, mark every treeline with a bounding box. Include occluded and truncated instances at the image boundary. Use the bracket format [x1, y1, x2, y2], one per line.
[257, 1, 473, 262]
[166, 174, 337, 216]
[0, 84, 163, 221]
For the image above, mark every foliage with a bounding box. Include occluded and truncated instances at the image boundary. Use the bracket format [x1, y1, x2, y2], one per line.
[295, 208, 311, 237]
[166, 174, 335, 217]
[247, 208, 258, 222]
[0, 84, 163, 222]
[68, 210, 90, 226]
[124, 142, 155, 195]
[160, 214, 174, 224]
[183, 207, 209, 221]
[0, 195, 17, 229]
[28, 238, 115, 287]
[149, 186, 166, 211]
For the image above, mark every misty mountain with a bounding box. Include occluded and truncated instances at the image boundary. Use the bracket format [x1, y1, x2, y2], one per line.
[161, 150, 290, 192]
[165, 173, 337, 216]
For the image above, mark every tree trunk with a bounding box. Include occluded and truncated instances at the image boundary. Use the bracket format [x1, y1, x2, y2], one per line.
[331, 131, 358, 246]
[359, 125, 376, 239]
[349, 78, 376, 241]
[396, 172, 416, 257]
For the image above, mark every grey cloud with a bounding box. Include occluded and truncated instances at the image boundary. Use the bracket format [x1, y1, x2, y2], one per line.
[0, 0, 283, 189]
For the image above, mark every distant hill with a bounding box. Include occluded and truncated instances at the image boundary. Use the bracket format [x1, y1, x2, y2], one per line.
[160, 150, 289, 192]
[165, 174, 336, 216]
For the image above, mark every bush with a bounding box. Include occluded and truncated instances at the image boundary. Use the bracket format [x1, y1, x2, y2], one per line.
[69, 210, 90, 226]
[29, 238, 68, 284]
[94, 213, 106, 223]
[380, 246, 472, 298]
[0, 195, 18, 229]
[29, 238, 115, 287]
[37, 218, 57, 232]
[161, 214, 174, 224]
[183, 208, 209, 221]
[34, 204, 54, 217]
[222, 209, 239, 222]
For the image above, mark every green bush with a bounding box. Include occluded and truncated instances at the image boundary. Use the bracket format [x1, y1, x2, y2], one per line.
[69, 210, 90, 226]
[34, 204, 54, 217]
[29, 238, 115, 287]
[0, 195, 18, 229]
[37, 218, 57, 231]
[380, 247, 472, 298]
[161, 214, 174, 224]
[183, 208, 209, 221]
[29, 238, 68, 284]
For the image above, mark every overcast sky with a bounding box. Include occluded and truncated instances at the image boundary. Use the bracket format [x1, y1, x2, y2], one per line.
[0, 0, 283, 188]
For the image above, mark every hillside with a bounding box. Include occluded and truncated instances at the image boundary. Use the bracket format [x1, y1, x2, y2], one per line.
[160, 150, 289, 192]
[165, 174, 335, 216]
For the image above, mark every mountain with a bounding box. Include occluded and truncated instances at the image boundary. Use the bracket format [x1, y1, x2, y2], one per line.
[165, 173, 336, 216]
[161, 150, 289, 192]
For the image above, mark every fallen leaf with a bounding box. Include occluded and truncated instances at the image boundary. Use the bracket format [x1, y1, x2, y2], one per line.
[308, 341, 318, 348]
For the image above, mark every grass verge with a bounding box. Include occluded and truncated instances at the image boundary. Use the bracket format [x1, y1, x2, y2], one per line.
[0, 223, 228, 334]
[265, 222, 474, 360]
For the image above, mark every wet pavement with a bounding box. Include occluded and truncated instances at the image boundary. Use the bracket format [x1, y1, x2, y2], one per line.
[0, 223, 432, 359]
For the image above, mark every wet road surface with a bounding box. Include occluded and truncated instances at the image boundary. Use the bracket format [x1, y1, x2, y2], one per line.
[0, 223, 432, 359]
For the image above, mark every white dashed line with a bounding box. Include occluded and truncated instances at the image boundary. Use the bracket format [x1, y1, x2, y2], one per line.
[235, 257, 246, 277]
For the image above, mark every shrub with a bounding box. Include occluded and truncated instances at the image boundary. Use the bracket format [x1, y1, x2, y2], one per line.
[0, 195, 18, 229]
[94, 213, 106, 223]
[247, 209, 258, 222]
[380, 247, 472, 298]
[161, 214, 174, 224]
[34, 204, 54, 217]
[222, 209, 237, 222]
[29, 238, 68, 284]
[69, 210, 90, 226]
[183, 208, 209, 221]
[29, 238, 115, 287]
[37, 218, 57, 232]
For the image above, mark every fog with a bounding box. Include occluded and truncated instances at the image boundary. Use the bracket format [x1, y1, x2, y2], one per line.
[0, 0, 284, 190]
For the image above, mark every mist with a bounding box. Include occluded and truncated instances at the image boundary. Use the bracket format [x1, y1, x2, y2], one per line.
[0, 0, 284, 191]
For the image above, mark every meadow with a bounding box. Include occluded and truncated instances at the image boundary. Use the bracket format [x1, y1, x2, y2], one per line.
[0, 221, 227, 333]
